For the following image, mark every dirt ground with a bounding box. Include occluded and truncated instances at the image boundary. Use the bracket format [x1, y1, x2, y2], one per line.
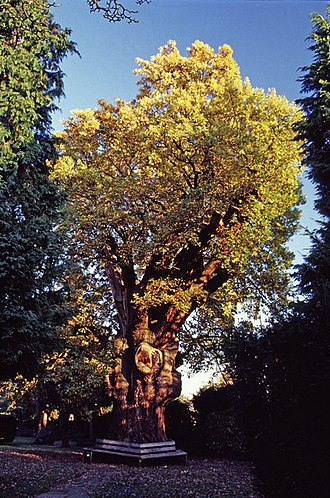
[0, 438, 264, 498]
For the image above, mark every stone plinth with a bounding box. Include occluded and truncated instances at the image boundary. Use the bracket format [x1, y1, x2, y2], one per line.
[83, 438, 187, 466]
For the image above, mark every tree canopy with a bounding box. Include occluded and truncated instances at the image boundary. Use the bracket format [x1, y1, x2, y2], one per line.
[0, 0, 75, 380]
[54, 40, 303, 348]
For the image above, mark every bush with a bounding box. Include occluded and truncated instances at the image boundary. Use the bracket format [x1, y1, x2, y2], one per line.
[197, 409, 247, 458]
[193, 385, 236, 417]
[93, 412, 113, 439]
[192, 385, 247, 458]
[223, 320, 330, 497]
[165, 399, 195, 452]
[0, 414, 17, 443]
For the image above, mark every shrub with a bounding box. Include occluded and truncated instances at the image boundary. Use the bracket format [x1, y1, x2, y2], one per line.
[192, 385, 247, 458]
[165, 399, 195, 452]
[197, 409, 247, 458]
[0, 414, 17, 443]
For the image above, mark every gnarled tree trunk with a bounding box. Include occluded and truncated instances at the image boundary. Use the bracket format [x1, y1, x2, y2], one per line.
[107, 313, 182, 443]
[103, 210, 232, 443]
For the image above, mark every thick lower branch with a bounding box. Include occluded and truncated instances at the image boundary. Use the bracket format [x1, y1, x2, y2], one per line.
[103, 240, 137, 336]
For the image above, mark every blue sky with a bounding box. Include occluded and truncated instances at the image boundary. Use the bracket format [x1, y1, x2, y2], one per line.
[52, 0, 328, 264]
[53, 0, 328, 120]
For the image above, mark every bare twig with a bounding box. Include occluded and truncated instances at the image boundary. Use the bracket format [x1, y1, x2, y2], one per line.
[86, 0, 150, 23]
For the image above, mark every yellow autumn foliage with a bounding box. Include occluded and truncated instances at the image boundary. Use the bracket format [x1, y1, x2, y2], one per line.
[52, 40, 303, 320]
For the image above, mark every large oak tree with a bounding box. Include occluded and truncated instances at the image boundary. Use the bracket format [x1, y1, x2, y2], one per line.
[53, 41, 303, 443]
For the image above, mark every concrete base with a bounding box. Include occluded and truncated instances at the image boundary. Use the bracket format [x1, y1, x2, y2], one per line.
[83, 438, 187, 466]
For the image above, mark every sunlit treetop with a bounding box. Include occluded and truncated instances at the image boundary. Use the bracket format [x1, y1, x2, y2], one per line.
[53, 41, 303, 328]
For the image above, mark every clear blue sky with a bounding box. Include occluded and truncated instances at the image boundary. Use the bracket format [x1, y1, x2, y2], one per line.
[52, 0, 328, 263]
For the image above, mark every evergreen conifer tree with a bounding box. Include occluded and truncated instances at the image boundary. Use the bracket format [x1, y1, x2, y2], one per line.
[297, 5, 330, 311]
[0, 0, 75, 380]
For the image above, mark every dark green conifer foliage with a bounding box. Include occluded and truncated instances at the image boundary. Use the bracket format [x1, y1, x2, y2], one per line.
[0, 0, 75, 380]
[297, 6, 330, 309]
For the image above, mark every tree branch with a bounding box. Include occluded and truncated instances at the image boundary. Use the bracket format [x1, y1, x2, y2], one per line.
[86, 0, 150, 23]
[102, 236, 137, 336]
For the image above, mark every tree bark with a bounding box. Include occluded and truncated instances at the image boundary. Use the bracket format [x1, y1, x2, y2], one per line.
[107, 325, 181, 443]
